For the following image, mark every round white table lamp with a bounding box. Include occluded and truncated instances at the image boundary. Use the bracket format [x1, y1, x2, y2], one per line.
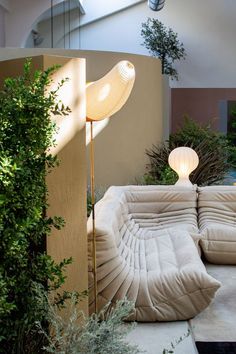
[168, 147, 199, 186]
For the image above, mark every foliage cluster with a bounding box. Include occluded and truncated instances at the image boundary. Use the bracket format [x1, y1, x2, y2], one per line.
[38, 293, 141, 354]
[144, 117, 236, 186]
[141, 18, 186, 80]
[0, 60, 71, 352]
[227, 106, 236, 167]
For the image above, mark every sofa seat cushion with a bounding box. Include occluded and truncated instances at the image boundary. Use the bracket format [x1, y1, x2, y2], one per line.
[198, 186, 236, 264]
[88, 186, 220, 321]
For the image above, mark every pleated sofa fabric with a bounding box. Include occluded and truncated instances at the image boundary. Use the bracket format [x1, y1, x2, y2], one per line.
[88, 185, 221, 321]
[199, 186, 236, 264]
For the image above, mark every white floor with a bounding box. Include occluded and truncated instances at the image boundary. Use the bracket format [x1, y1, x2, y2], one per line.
[190, 264, 236, 342]
[127, 264, 236, 354]
[127, 321, 198, 354]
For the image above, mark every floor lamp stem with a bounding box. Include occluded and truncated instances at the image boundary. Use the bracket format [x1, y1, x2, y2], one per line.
[90, 121, 98, 313]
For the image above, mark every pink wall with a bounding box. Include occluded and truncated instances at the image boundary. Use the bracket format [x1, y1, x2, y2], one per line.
[171, 88, 236, 132]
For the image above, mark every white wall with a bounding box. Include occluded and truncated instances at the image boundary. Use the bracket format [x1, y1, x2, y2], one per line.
[77, 0, 236, 89]
[35, 0, 236, 88]
[35, 1, 150, 54]
[78, 4, 149, 55]
[5, 0, 65, 47]
[36, 6, 81, 49]
[5, 0, 143, 48]
[0, 5, 5, 47]
[3, 0, 236, 88]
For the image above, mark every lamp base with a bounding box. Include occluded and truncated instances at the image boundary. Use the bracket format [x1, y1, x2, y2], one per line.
[175, 177, 193, 187]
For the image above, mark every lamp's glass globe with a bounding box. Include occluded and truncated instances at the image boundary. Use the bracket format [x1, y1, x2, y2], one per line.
[168, 147, 199, 186]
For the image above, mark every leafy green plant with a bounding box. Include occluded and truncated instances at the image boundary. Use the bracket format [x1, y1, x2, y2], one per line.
[37, 293, 142, 354]
[226, 106, 236, 167]
[141, 18, 186, 80]
[144, 116, 235, 186]
[0, 59, 72, 352]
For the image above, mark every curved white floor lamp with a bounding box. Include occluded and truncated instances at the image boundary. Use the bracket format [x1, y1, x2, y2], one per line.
[86, 61, 136, 312]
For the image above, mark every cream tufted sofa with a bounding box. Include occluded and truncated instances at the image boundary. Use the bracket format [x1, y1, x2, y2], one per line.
[199, 186, 236, 264]
[87, 185, 235, 321]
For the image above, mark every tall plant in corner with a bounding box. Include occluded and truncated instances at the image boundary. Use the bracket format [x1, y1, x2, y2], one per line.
[141, 18, 186, 80]
[0, 59, 72, 353]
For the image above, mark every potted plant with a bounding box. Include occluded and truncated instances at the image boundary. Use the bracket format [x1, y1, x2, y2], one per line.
[141, 18, 186, 80]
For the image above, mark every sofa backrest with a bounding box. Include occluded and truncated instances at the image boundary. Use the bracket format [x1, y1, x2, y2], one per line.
[103, 185, 198, 232]
[123, 185, 197, 213]
[198, 186, 236, 229]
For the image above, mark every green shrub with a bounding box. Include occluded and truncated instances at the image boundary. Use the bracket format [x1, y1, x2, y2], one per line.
[0, 59, 72, 352]
[226, 106, 236, 167]
[145, 116, 235, 186]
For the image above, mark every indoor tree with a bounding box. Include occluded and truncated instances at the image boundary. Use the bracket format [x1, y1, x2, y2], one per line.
[141, 18, 186, 80]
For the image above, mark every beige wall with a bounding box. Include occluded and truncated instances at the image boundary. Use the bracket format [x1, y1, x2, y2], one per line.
[44, 56, 87, 315]
[0, 55, 88, 314]
[0, 49, 164, 189]
[83, 51, 163, 188]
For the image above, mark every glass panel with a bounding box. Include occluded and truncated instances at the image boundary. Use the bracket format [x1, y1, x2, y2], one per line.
[26, 0, 81, 49]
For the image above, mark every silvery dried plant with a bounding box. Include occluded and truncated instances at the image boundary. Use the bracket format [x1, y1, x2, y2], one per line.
[37, 293, 142, 354]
